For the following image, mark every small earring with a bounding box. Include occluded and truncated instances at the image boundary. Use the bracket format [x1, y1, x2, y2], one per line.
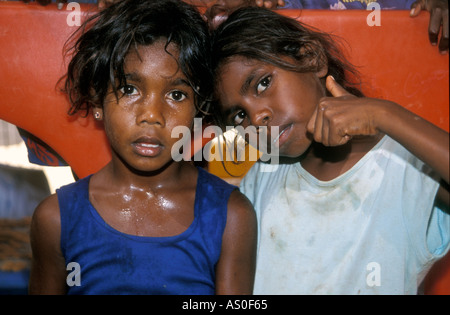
[94, 110, 102, 120]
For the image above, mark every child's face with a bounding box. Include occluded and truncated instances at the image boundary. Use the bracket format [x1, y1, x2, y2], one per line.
[216, 56, 326, 158]
[102, 40, 197, 172]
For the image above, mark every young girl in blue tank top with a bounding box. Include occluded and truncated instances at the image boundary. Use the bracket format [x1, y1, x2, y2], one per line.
[28, 0, 256, 295]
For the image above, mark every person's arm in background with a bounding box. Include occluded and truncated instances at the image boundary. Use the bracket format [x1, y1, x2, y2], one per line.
[25, 0, 447, 54]
[410, 0, 448, 54]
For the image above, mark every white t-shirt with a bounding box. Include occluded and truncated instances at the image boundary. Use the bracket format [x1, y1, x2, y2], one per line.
[240, 136, 450, 295]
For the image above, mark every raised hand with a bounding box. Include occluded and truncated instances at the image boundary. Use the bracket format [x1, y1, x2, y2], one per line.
[306, 76, 381, 147]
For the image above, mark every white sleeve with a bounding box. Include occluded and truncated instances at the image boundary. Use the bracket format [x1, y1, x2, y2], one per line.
[401, 155, 450, 263]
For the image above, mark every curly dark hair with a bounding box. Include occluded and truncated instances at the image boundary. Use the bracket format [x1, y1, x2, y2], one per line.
[211, 7, 363, 126]
[63, 0, 212, 118]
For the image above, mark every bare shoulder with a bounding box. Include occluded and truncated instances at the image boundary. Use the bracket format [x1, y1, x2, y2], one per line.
[30, 193, 62, 256]
[29, 193, 67, 294]
[226, 189, 257, 231]
[31, 193, 61, 234]
[228, 189, 255, 213]
[216, 189, 257, 294]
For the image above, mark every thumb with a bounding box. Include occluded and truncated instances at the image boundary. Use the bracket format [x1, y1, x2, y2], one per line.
[326, 76, 350, 98]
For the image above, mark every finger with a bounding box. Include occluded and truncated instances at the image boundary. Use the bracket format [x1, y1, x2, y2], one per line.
[329, 121, 353, 147]
[319, 105, 351, 147]
[342, 134, 353, 145]
[429, 8, 443, 45]
[336, 124, 353, 146]
[326, 76, 351, 98]
[263, 1, 276, 9]
[306, 107, 318, 137]
[410, 1, 424, 17]
[313, 106, 325, 143]
[321, 106, 330, 146]
[313, 101, 330, 145]
[98, 0, 106, 9]
[439, 36, 449, 53]
[439, 9, 449, 53]
[306, 108, 318, 136]
[322, 107, 350, 147]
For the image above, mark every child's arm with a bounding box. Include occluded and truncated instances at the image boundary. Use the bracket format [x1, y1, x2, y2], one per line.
[307, 76, 449, 201]
[215, 190, 257, 295]
[28, 194, 67, 295]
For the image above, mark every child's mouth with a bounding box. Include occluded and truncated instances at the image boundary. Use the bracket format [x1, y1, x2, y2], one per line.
[133, 137, 163, 157]
[273, 124, 293, 149]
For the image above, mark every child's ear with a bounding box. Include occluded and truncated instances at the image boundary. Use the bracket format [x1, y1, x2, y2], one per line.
[298, 41, 328, 79]
[93, 107, 104, 121]
[315, 62, 328, 79]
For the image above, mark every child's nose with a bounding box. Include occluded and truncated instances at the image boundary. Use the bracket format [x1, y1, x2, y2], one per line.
[135, 94, 165, 127]
[250, 107, 272, 127]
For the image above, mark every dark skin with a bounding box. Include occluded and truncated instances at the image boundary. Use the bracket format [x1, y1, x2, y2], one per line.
[29, 42, 257, 295]
[216, 56, 449, 207]
[29, 166, 257, 294]
[411, 0, 449, 54]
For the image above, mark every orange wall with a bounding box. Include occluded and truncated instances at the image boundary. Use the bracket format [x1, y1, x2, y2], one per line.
[0, 2, 448, 294]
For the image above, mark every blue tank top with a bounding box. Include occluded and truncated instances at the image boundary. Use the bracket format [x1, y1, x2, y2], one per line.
[57, 167, 236, 295]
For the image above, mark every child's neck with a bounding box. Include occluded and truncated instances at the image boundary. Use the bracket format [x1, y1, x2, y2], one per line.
[300, 134, 384, 182]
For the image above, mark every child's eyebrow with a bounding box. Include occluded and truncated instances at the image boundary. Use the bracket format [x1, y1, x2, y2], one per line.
[240, 69, 258, 96]
[124, 72, 142, 83]
[171, 78, 192, 88]
[124, 72, 191, 89]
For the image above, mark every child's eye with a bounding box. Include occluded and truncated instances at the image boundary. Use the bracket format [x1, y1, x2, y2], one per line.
[168, 91, 187, 102]
[232, 110, 247, 126]
[256, 76, 272, 95]
[119, 85, 138, 96]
